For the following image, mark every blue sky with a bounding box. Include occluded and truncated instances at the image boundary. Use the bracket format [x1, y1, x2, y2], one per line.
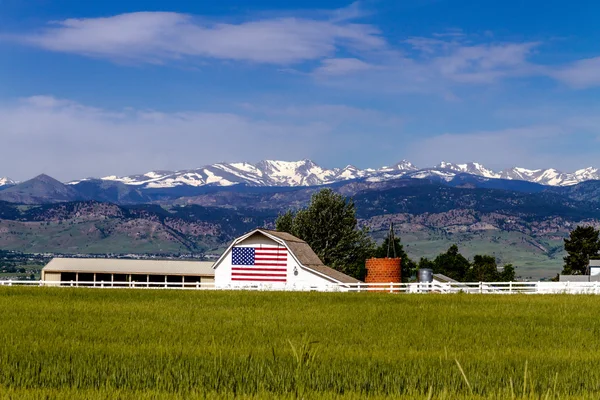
[1, 0, 600, 180]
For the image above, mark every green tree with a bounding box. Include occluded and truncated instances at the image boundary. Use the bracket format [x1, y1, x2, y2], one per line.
[374, 236, 416, 282]
[417, 257, 435, 271]
[275, 189, 375, 280]
[562, 226, 600, 275]
[432, 244, 471, 282]
[498, 264, 515, 282]
[275, 210, 294, 233]
[468, 255, 499, 282]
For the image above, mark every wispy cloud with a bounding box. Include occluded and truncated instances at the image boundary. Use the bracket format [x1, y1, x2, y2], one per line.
[313, 34, 540, 95]
[550, 57, 600, 88]
[4, 2, 600, 92]
[313, 57, 377, 75]
[9, 10, 385, 65]
[0, 96, 401, 180]
[406, 122, 600, 171]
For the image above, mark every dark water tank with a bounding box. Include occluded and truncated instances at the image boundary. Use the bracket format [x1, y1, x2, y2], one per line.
[418, 268, 433, 283]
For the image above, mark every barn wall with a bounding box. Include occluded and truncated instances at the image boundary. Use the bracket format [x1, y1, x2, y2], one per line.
[42, 271, 61, 287]
[214, 234, 336, 290]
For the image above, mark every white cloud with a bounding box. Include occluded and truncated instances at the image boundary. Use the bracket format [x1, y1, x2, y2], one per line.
[0, 96, 402, 181]
[550, 57, 600, 88]
[405, 123, 600, 172]
[11, 11, 385, 65]
[433, 42, 539, 83]
[7, 5, 600, 91]
[313, 58, 377, 75]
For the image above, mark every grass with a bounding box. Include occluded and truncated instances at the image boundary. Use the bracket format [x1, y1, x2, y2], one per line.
[1, 288, 600, 398]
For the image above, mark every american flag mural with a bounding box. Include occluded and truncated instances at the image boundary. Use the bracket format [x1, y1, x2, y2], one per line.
[231, 246, 288, 283]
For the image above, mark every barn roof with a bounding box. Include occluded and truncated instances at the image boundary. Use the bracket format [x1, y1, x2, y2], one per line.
[255, 229, 361, 284]
[43, 258, 215, 276]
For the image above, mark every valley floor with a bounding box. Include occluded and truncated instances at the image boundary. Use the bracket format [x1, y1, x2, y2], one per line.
[1, 288, 600, 398]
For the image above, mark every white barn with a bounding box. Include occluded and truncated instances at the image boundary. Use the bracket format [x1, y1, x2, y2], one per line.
[213, 229, 361, 290]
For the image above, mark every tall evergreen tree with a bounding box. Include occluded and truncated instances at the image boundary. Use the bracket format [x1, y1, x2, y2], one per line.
[275, 189, 375, 280]
[563, 226, 600, 275]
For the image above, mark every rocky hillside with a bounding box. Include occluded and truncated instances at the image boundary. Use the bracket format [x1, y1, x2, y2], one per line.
[1, 179, 600, 279]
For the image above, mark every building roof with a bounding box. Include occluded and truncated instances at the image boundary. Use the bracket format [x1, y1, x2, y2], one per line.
[559, 275, 590, 282]
[43, 258, 215, 276]
[257, 229, 361, 284]
[433, 273, 458, 283]
[589, 260, 600, 267]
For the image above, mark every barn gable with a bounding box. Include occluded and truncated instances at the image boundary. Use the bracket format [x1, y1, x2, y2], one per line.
[213, 229, 361, 288]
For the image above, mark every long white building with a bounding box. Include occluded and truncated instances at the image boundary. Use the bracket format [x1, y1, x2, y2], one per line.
[42, 258, 214, 287]
[41, 228, 360, 290]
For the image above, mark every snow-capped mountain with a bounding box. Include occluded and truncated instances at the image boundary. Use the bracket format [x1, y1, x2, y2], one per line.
[95, 159, 419, 189]
[435, 162, 500, 179]
[499, 167, 600, 186]
[0, 177, 16, 187]
[65, 159, 600, 189]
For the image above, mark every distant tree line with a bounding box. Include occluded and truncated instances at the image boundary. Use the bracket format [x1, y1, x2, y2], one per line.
[276, 189, 516, 282]
[375, 236, 514, 282]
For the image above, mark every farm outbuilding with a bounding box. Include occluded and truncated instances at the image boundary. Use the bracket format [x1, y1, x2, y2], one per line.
[212, 229, 361, 290]
[42, 258, 215, 287]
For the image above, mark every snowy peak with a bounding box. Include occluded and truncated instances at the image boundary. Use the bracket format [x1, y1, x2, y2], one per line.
[0, 177, 16, 187]
[254, 159, 337, 186]
[392, 160, 418, 171]
[498, 167, 599, 186]
[436, 162, 500, 179]
[76, 159, 600, 189]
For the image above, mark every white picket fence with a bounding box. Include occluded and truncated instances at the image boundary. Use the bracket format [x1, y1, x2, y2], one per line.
[2, 279, 600, 294]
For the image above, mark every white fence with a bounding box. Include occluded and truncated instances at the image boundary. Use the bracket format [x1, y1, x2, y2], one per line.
[2, 280, 600, 294]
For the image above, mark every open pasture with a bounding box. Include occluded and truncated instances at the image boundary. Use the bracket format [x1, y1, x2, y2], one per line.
[1, 288, 600, 399]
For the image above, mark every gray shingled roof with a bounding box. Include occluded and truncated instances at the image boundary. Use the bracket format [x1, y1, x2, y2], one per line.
[258, 229, 362, 284]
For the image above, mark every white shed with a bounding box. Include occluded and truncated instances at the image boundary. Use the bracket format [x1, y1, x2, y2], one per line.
[213, 229, 361, 290]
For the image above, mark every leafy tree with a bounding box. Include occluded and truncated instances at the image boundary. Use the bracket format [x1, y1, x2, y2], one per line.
[374, 236, 416, 282]
[432, 244, 470, 281]
[468, 255, 499, 282]
[275, 189, 375, 280]
[275, 210, 294, 233]
[499, 264, 515, 282]
[417, 257, 435, 271]
[562, 226, 600, 275]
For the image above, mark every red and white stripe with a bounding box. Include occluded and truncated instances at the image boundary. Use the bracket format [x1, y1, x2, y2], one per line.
[232, 246, 288, 283]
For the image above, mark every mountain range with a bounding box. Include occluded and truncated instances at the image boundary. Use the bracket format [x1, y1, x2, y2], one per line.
[2, 160, 600, 279]
[0, 175, 599, 279]
[2, 159, 599, 191]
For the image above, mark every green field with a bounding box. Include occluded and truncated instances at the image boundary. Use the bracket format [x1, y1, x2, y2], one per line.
[1, 288, 600, 399]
